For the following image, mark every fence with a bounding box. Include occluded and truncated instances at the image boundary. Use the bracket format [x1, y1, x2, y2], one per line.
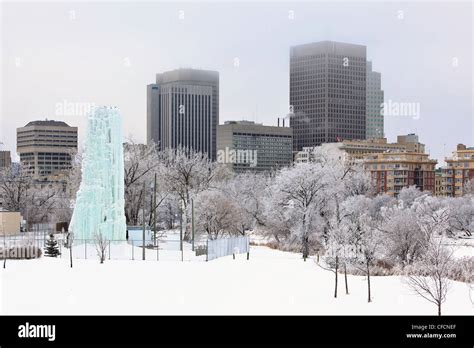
[2, 234, 200, 262]
[3, 233, 251, 262]
[206, 236, 250, 261]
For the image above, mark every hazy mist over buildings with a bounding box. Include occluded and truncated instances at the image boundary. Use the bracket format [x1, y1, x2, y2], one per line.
[1, 1, 472, 164]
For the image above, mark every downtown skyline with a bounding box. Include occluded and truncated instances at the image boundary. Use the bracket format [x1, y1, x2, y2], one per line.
[1, 1, 472, 165]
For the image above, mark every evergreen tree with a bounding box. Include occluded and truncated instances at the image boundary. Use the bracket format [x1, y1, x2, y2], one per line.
[44, 233, 61, 257]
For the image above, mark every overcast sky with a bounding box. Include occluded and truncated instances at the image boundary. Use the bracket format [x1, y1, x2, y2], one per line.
[1, 1, 472, 164]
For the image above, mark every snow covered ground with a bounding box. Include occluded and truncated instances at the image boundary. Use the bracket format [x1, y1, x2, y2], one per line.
[443, 237, 474, 259]
[0, 244, 472, 315]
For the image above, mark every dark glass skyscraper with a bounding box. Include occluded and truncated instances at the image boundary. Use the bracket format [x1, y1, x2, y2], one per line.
[289, 41, 367, 151]
[147, 68, 219, 160]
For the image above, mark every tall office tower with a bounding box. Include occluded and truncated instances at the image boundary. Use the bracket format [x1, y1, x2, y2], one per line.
[366, 61, 384, 139]
[147, 68, 219, 160]
[289, 41, 367, 151]
[16, 120, 78, 178]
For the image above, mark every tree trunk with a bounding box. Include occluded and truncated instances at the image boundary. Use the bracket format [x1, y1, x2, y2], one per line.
[334, 255, 339, 298]
[367, 261, 371, 303]
[69, 242, 73, 268]
[183, 197, 191, 241]
[438, 302, 441, 316]
[302, 213, 307, 261]
[344, 263, 349, 295]
[3, 233, 6, 269]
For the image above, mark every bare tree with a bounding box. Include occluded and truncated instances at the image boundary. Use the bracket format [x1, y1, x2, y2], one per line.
[318, 240, 342, 298]
[0, 164, 31, 214]
[158, 195, 180, 230]
[194, 189, 241, 240]
[123, 141, 160, 225]
[354, 218, 382, 303]
[159, 146, 229, 239]
[2, 229, 6, 269]
[0, 164, 61, 229]
[405, 239, 454, 316]
[469, 283, 474, 305]
[271, 163, 328, 261]
[379, 204, 429, 266]
[224, 172, 270, 231]
[67, 232, 74, 268]
[446, 196, 473, 237]
[94, 232, 110, 264]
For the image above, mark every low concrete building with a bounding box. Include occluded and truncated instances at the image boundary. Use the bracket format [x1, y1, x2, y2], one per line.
[0, 208, 22, 236]
[17, 119, 78, 179]
[295, 134, 425, 163]
[217, 120, 293, 172]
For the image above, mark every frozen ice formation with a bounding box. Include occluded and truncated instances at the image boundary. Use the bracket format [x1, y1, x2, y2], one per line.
[69, 106, 126, 241]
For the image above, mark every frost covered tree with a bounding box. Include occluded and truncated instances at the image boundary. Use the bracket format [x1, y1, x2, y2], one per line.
[446, 196, 473, 237]
[398, 185, 426, 208]
[262, 189, 293, 244]
[319, 236, 343, 298]
[379, 203, 428, 266]
[319, 199, 359, 298]
[194, 189, 241, 240]
[270, 162, 328, 260]
[219, 173, 269, 235]
[123, 141, 160, 225]
[336, 195, 373, 295]
[157, 194, 180, 230]
[159, 146, 229, 239]
[405, 239, 454, 316]
[463, 179, 474, 196]
[353, 214, 383, 303]
[310, 145, 373, 198]
[412, 195, 450, 241]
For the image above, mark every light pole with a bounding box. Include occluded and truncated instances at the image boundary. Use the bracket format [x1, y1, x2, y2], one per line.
[191, 198, 195, 252]
[142, 181, 146, 261]
[179, 201, 183, 262]
[153, 173, 157, 247]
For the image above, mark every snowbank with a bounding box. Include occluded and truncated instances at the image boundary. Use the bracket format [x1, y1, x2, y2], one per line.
[1, 246, 472, 315]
